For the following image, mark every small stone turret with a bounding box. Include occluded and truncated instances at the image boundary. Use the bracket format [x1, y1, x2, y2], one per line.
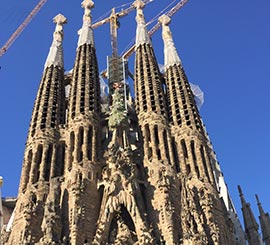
[238, 186, 262, 245]
[256, 194, 270, 245]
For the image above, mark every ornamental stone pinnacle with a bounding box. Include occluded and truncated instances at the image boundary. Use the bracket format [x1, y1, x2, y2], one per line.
[44, 13, 67, 69]
[53, 14, 67, 42]
[133, 0, 151, 47]
[133, 0, 145, 10]
[81, 0, 94, 22]
[77, 0, 95, 47]
[159, 14, 181, 69]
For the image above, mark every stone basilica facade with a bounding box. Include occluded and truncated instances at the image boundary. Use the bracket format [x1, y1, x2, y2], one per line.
[1, 0, 270, 244]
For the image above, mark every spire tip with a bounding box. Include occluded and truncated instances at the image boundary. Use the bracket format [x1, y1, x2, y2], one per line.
[255, 194, 261, 205]
[133, 0, 145, 10]
[238, 185, 243, 196]
[53, 13, 67, 26]
[81, 0, 94, 9]
[158, 14, 171, 26]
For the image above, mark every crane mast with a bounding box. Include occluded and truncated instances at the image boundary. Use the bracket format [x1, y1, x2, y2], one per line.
[93, 0, 154, 101]
[0, 0, 48, 57]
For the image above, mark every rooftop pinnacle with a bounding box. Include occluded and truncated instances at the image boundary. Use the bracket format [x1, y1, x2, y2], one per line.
[159, 14, 181, 69]
[82, 0, 94, 22]
[77, 0, 95, 47]
[133, 0, 151, 47]
[44, 14, 67, 69]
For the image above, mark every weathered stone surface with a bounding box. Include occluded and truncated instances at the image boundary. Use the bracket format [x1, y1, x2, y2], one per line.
[1, 1, 243, 245]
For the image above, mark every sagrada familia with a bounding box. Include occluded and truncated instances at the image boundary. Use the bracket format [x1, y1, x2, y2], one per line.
[0, 0, 269, 244]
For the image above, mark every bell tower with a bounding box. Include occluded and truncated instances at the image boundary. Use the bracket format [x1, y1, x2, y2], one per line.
[160, 14, 235, 244]
[7, 14, 67, 244]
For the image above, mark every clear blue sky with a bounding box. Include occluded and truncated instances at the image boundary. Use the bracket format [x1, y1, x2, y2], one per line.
[0, 0, 269, 228]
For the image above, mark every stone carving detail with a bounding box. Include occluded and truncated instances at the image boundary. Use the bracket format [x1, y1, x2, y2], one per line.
[2, 1, 239, 244]
[93, 142, 153, 244]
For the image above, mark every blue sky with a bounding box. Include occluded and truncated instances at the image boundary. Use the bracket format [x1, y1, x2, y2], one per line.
[0, 0, 269, 228]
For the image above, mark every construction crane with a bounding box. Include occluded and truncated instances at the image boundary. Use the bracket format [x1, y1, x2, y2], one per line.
[0, 0, 48, 57]
[92, 0, 154, 101]
[122, 0, 189, 59]
[92, 0, 153, 57]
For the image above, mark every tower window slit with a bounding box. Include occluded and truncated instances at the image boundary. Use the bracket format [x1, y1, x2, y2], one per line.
[70, 131, 75, 164]
[191, 141, 200, 178]
[57, 142, 66, 177]
[33, 144, 43, 184]
[44, 144, 53, 181]
[181, 139, 188, 159]
[163, 130, 170, 164]
[144, 124, 152, 159]
[200, 146, 211, 182]
[172, 139, 180, 172]
[77, 127, 84, 162]
[87, 126, 93, 161]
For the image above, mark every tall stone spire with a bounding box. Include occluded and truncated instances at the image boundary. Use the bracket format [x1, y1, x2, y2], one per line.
[160, 14, 235, 244]
[28, 14, 67, 138]
[64, 1, 101, 243]
[133, 2, 181, 244]
[6, 14, 67, 245]
[256, 194, 270, 245]
[68, 0, 100, 123]
[238, 186, 262, 245]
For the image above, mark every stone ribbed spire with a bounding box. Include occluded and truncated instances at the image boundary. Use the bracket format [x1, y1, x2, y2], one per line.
[77, 0, 95, 48]
[133, 1, 182, 243]
[68, 0, 100, 123]
[28, 14, 67, 138]
[256, 194, 270, 245]
[159, 15, 181, 69]
[44, 14, 67, 69]
[161, 16, 235, 244]
[133, 0, 151, 48]
[65, 1, 101, 243]
[6, 15, 67, 245]
[238, 186, 262, 245]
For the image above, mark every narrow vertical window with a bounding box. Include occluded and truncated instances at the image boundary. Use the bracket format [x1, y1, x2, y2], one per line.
[77, 127, 84, 162]
[44, 144, 53, 181]
[33, 145, 43, 183]
[87, 126, 93, 161]
[191, 141, 200, 178]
